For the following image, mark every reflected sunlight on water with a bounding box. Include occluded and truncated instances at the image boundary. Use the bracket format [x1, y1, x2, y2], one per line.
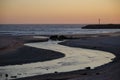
[0, 41, 115, 80]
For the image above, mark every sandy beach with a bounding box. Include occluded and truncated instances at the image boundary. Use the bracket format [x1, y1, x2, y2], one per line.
[0, 32, 120, 80]
[0, 35, 65, 66]
[1, 0, 120, 79]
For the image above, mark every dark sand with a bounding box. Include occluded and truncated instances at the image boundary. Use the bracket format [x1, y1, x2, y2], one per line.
[0, 46, 65, 66]
[60, 36, 120, 80]
[0, 33, 120, 80]
[13, 33, 120, 80]
[0, 35, 65, 66]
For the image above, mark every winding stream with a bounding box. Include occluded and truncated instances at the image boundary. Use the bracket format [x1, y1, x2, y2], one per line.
[0, 41, 115, 80]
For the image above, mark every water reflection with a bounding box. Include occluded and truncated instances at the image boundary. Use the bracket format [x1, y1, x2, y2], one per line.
[0, 41, 115, 80]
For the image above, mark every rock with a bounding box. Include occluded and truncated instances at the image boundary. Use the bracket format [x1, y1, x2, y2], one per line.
[81, 73, 87, 75]
[5, 74, 8, 77]
[50, 35, 58, 40]
[96, 72, 100, 75]
[54, 71, 58, 74]
[58, 35, 66, 41]
[85, 67, 91, 70]
[11, 75, 17, 78]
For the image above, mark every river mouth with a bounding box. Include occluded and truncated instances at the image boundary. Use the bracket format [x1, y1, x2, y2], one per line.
[0, 41, 115, 80]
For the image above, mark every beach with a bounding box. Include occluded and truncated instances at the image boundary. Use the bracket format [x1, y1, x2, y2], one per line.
[1, 0, 120, 79]
[0, 35, 65, 66]
[0, 32, 120, 80]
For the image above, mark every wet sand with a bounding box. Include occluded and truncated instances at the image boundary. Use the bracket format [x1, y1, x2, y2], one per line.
[60, 36, 120, 80]
[0, 46, 65, 66]
[0, 40, 115, 80]
[0, 36, 64, 66]
[16, 33, 120, 80]
[0, 32, 120, 80]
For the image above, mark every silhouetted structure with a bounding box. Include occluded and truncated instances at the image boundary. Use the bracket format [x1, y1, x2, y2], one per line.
[82, 24, 120, 29]
[98, 18, 101, 24]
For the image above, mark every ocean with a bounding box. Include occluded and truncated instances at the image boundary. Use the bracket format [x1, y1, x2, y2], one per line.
[0, 24, 120, 35]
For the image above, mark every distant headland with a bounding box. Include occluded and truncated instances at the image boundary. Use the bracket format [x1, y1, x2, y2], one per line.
[82, 24, 120, 29]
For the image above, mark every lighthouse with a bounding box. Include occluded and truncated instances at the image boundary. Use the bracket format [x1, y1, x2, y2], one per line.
[98, 18, 101, 24]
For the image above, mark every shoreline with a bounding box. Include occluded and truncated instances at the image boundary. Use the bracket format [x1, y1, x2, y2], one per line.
[16, 33, 120, 80]
[0, 46, 65, 66]
[0, 33, 120, 80]
[0, 36, 65, 66]
[59, 35, 120, 80]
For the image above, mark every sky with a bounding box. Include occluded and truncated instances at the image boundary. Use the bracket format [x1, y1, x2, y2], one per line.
[0, 0, 120, 24]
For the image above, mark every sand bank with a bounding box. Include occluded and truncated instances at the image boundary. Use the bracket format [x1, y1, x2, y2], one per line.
[0, 33, 120, 80]
[0, 40, 115, 80]
[15, 34, 120, 80]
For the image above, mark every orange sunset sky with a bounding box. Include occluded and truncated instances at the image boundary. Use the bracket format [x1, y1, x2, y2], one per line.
[0, 0, 120, 24]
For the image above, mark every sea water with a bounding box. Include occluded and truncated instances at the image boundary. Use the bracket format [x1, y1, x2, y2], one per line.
[0, 24, 120, 35]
